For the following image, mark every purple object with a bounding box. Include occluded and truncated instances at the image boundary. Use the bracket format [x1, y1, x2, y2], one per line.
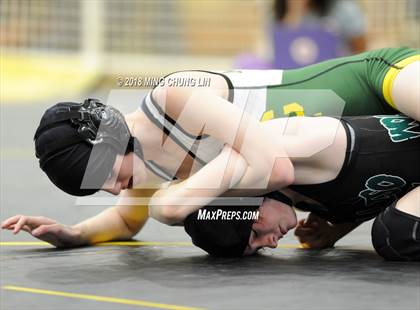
[233, 53, 273, 70]
[272, 25, 339, 69]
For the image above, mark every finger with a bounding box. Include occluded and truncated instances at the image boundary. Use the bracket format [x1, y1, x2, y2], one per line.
[307, 220, 319, 228]
[304, 217, 317, 227]
[1, 215, 23, 229]
[13, 216, 27, 234]
[295, 219, 306, 229]
[8, 224, 32, 233]
[31, 225, 48, 236]
[32, 224, 61, 237]
[305, 213, 323, 225]
[2, 216, 40, 231]
[22, 216, 54, 229]
[295, 231, 320, 244]
[294, 226, 316, 237]
[21, 225, 32, 233]
[296, 234, 315, 245]
[297, 219, 305, 226]
[34, 216, 56, 226]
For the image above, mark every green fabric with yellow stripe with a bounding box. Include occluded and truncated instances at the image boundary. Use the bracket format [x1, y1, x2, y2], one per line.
[261, 47, 419, 121]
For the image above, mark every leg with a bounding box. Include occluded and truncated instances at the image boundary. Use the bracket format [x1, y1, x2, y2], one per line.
[395, 185, 420, 217]
[371, 186, 420, 261]
[391, 61, 420, 121]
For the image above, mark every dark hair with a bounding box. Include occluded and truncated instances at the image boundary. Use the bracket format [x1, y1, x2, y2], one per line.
[274, 0, 335, 21]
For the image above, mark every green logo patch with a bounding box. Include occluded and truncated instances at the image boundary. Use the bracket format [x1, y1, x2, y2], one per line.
[375, 115, 420, 142]
[359, 174, 406, 207]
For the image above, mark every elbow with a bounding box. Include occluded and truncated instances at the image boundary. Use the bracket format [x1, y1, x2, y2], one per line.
[149, 204, 185, 226]
[148, 185, 189, 226]
[271, 159, 295, 189]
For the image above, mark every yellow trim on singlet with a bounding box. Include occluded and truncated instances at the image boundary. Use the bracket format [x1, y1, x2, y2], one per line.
[382, 54, 420, 109]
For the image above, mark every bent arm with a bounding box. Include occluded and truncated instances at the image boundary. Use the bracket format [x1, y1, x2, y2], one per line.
[153, 72, 294, 190]
[149, 145, 292, 225]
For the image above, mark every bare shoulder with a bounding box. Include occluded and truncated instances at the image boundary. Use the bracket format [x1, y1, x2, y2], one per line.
[152, 70, 230, 119]
[165, 70, 229, 91]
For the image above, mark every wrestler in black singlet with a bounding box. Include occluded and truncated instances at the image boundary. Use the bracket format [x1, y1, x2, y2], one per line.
[291, 114, 420, 224]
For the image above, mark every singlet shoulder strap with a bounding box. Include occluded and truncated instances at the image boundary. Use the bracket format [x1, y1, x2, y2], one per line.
[141, 93, 208, 166]
[144, 160, 178, 182]
[139, 93, 204, 182]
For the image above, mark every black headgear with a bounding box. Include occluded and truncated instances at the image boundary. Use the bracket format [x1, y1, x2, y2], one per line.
[34, 99, 144, 196]
[184, 191, 292, 257]
[184, 204, 259, 257]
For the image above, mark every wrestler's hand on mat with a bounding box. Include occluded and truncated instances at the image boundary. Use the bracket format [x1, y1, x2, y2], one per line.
[294, 213, 337, 249]
[1, 215, 83, 248]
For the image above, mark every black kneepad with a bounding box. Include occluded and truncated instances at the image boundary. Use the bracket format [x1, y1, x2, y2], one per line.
[371, 203, 420, 261]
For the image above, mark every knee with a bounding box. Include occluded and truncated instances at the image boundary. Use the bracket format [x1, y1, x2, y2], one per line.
[371, 204, 420, 261]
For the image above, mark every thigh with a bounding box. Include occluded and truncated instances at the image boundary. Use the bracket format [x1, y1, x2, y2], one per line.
[278, 48, 419, 117]
[391, 61, 420, 121]
[395, 186, 420, 216]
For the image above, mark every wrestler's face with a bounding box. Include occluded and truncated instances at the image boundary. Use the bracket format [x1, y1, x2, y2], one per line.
[102, 153, 147, 195]
[244, 197, 297, 255]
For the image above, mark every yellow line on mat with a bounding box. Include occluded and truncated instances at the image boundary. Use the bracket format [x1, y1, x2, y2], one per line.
[0, 242, 51, 246]
[278, 244, 304, 249]
[0, 241, 192, 247]
[2, 286, 203, 310]
[0, 241, 303, 248]
[97, 241, 192, 246]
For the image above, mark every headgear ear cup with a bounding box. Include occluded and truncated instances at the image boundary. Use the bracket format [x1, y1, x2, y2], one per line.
[34, 99, 144, 196]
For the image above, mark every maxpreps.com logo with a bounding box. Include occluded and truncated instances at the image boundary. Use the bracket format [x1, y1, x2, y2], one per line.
[197, 209, 259, 221]
[375, 115, 420, 142]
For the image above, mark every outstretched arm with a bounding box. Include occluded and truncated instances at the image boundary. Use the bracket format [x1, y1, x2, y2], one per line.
[1, 188, 155, 248]
[73, 189, 152, 245]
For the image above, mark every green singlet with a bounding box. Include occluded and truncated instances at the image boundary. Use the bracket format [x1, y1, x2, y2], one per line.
[216, 47, 419, 120]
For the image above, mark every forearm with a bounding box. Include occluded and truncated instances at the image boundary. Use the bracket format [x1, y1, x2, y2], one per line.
[149, 146, 250, 224]
[73, 206, 135, 245]
[190, 92, 292, 187]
